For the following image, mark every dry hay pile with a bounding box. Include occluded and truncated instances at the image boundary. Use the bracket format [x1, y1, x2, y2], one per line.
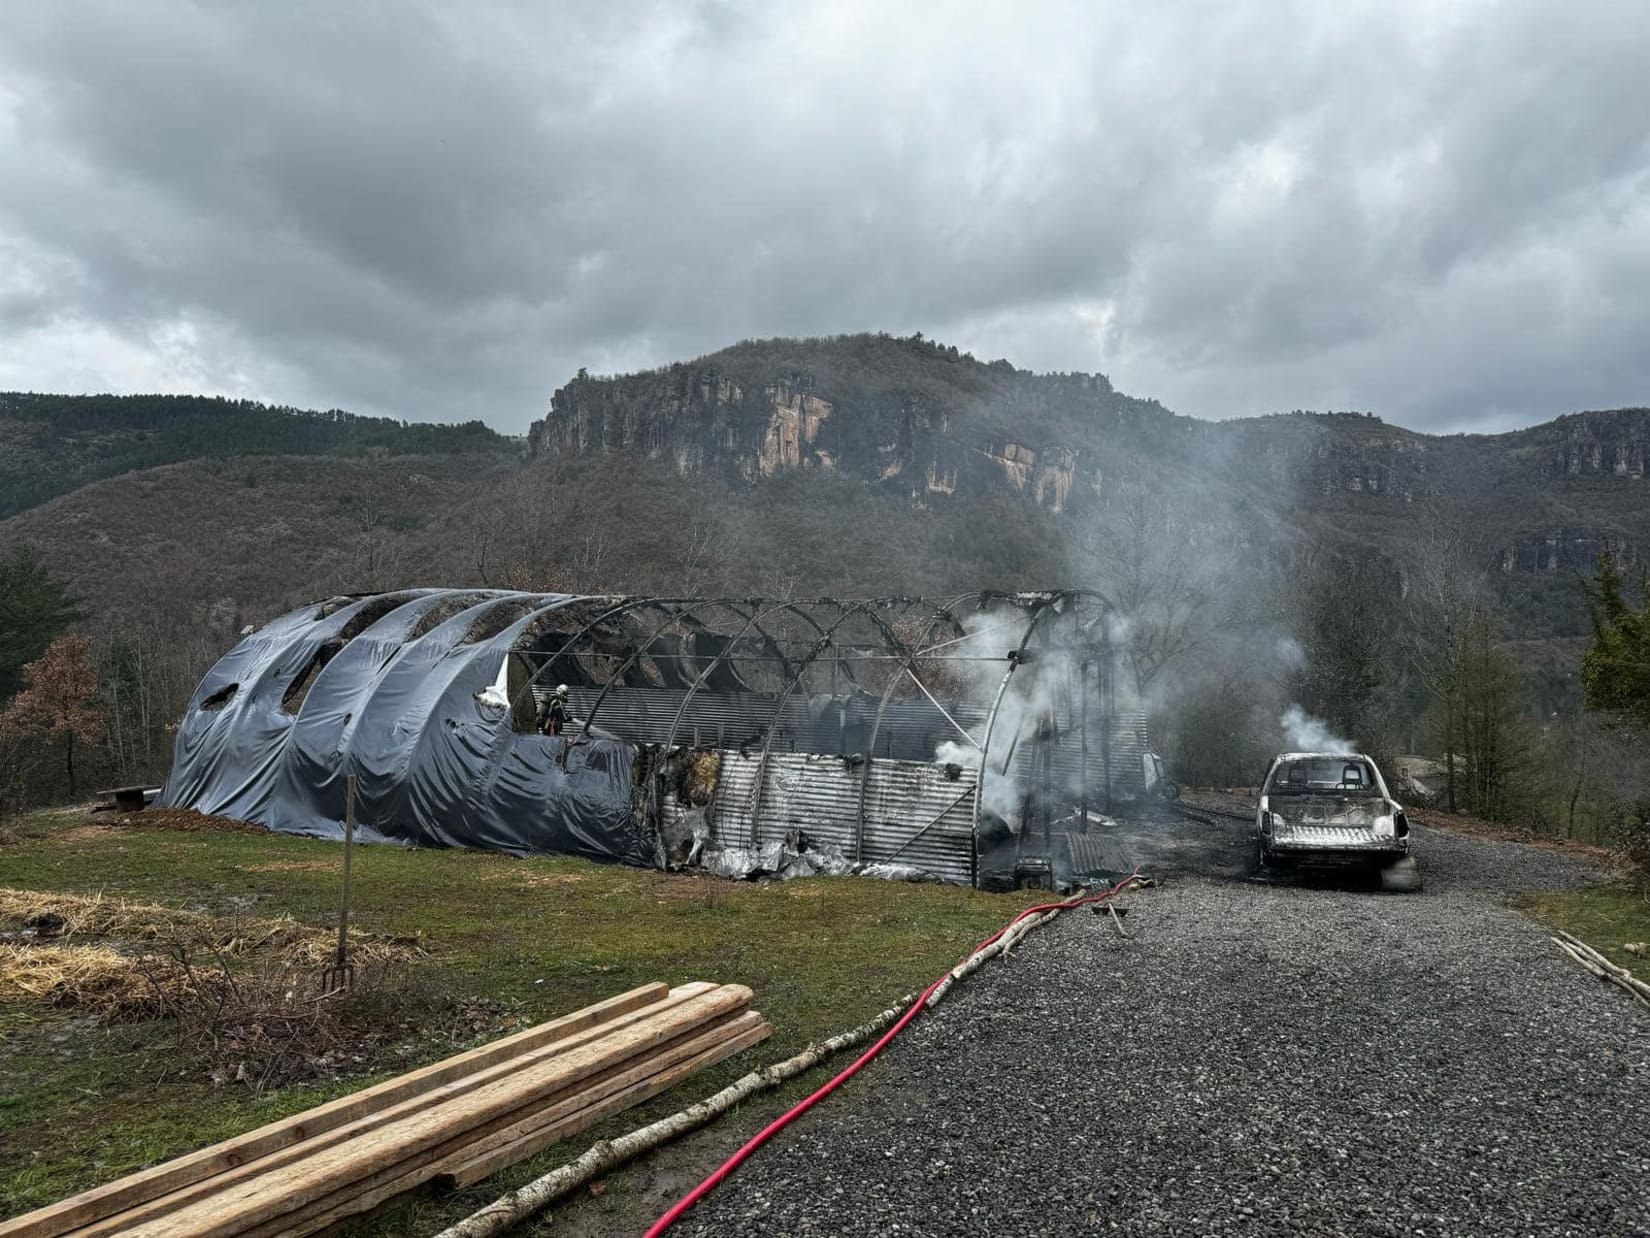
[0, 890, 463, 1088]
[0, 941, 463, 1088]
[0, 887, 423, 968]
[0, 887, 426, 1027]
[0, 886, 213, 942]
[0, 943, 191, 1020]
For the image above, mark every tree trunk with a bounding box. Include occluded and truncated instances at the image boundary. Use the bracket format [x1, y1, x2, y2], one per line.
[1444, 662, 1458, 814]
[65, 731, 76, 798]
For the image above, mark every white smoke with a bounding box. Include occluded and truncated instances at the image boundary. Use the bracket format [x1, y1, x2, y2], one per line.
[1279, 704, 1355, 753]
[1273, 635, 1305, 669]
[927, 611, 1080, 828]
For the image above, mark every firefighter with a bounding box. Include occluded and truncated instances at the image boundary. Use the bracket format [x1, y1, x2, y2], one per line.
[541, 684, 571, 737]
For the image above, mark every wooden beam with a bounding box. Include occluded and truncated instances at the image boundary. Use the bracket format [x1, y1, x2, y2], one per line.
[437, 1016, 773, 1192]
[71, 984, 719, 1237]
[442, 1012, 770, 1180]
[0, 983, 672, 1238]
[116, 986, 754, 1238]
[242, 1013, 773, 1237]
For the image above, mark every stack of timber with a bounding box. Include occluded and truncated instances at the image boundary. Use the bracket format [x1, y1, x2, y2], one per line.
[0, 982, 768, 1238]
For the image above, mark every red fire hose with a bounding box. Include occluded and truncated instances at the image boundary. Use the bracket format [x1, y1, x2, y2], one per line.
[643, 871, 1143, 1236]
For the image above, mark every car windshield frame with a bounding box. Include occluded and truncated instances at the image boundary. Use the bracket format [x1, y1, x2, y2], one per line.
[1266, 757, 1381, 797]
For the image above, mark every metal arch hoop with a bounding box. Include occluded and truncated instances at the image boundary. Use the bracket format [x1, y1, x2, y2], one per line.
[575, 599, 701, 734]
[577, 597, 831, 736]
[968, 594, 1068, 850]
[852, 594, 976, 860]
[744, 597, 930, 848]
[646, 599, 815, 829]
[708, 600, 805, 692]
[506, 594, 636, 715]
[652, 600, 807, 757]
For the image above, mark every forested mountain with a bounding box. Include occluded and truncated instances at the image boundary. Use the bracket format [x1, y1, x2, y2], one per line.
[2, 333, 1646, 797]
[533, 333, 1648, 644]
[0, 392, 515, 519]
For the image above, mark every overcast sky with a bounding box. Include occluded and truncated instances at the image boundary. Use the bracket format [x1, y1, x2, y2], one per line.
[2, 2, 1647, 435]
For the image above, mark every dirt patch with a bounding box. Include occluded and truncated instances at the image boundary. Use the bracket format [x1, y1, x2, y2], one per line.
[111, 807, 272, 836]
[57, 825, 122, 843]
[243, 860, 336, 873]
[486, 870, 590, 888]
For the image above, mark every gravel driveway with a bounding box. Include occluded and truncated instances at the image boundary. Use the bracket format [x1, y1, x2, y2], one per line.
[682, 820, 1650, 1237]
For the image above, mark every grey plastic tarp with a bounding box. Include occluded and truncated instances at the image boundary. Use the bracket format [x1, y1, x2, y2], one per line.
[158, 590, 652, 864]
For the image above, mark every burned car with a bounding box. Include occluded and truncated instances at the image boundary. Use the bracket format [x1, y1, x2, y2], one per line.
[1256, 752, 1420, 891]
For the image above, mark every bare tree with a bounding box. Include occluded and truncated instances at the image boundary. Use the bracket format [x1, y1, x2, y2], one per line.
[1399, 503, 1491, 811]
[1, 635, 105, 799]
[1075, 479, 1219, 701]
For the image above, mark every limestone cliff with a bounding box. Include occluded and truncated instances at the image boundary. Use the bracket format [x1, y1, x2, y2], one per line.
[528, 334, 1647, 576]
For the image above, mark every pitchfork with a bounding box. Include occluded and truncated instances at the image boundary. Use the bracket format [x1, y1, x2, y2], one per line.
[321, 774, 358, 995]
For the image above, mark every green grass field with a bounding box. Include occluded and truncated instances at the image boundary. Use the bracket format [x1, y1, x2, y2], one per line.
[0, 809, 1041, 1233]
[1518, 885, 1650, 988]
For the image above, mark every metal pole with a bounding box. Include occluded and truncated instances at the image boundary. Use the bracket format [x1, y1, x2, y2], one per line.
[337, 774, 355, 966]
[1079, 658, 1090, 833]
[1103, 647, 1115, 814]
[903, 668, 982, 750]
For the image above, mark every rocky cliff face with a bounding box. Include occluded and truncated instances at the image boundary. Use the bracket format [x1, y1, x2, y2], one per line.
[531, 359, 1121, 515]
[1543, 409, 1650, 478]
[528, 335, 1647, 576]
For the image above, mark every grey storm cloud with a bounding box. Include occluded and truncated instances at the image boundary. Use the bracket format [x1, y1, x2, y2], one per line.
[1, 0, 1647, 433]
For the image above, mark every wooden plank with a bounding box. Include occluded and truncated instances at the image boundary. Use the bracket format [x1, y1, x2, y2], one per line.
[246, 1014, 774, 1237]
[1, 983, 670, 1238]
[435, 1013, 770, 1183]
[436, 1016, 773, 1192]
[116, 986, 755, 1238]
[68, 984, 718, 1237]
[148, 988, 755, 1238]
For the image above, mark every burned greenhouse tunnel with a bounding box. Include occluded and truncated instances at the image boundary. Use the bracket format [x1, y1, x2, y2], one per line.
[160, 588, 1158, 886]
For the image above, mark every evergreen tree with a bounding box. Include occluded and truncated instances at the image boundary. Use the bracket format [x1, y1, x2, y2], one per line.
[0, 548, 80, 701]
[1581, 551, 1650, 730]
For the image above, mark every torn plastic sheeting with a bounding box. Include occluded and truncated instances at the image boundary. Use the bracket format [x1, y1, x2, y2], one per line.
[697, 836, 917, 883]
[159, 590, 653, 865]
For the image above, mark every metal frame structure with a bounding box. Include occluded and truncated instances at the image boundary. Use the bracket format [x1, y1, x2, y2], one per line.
[165, 587, 1136, 882]
[501, 589, 1124, 883]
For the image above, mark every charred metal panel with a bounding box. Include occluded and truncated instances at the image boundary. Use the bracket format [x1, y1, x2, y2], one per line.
[707, 750, 978, 885]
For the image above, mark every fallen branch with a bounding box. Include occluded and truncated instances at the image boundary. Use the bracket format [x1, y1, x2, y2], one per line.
[436, 886, 1126, 1238]
[1550, 932, 1650, 1009]
[431, 989, 919, 1238]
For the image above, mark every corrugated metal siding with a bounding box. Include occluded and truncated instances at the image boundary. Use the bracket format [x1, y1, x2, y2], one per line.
[1005, 710, 1151, 799]
[675, 750, 978, 886]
